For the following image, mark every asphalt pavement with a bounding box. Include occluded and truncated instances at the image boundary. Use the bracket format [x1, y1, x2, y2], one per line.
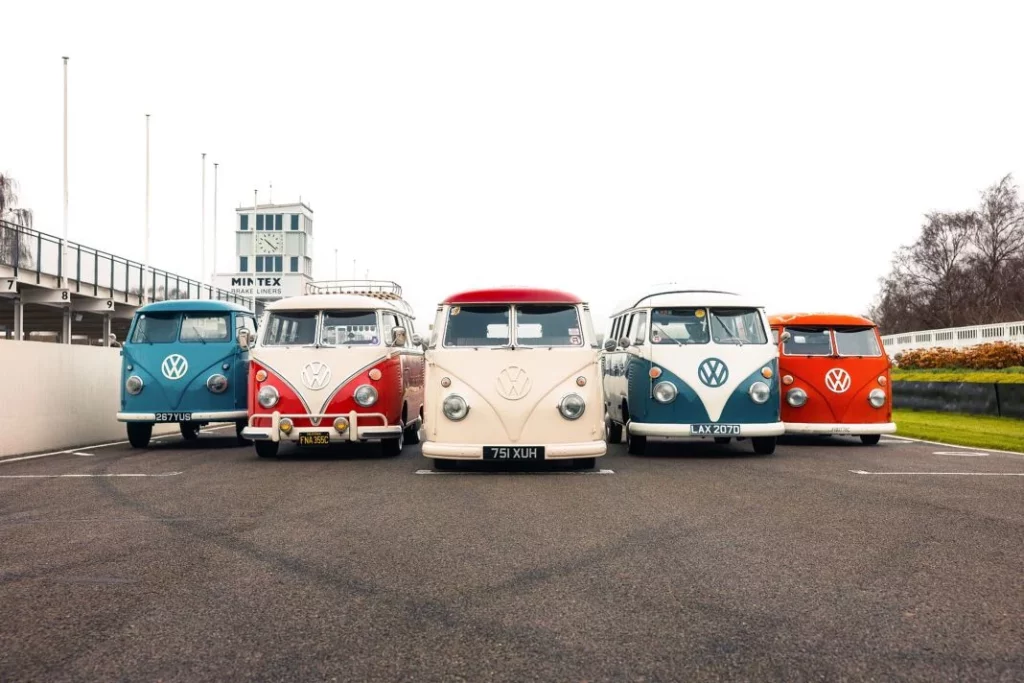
[1, 429, 1022, 682]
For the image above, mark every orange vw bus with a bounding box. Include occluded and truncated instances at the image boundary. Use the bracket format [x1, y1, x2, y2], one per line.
[768, 313, 895, 445]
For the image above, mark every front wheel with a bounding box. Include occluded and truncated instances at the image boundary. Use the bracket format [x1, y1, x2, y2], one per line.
[180, 422, 200, 440]
[752, 437, 776, 455]
[381, 429, 405, 457]
[432, 458, 456, 471]
[126, 422, 152, 448]
[626, 426, 646, 455]
[254, 441, 279, 458]
[608, 420, 623, 444]
[403, 419, 421, 445]
[235, 420, 250, 445]
[572, 457, 597, 470]
[860, 434, 881, 445]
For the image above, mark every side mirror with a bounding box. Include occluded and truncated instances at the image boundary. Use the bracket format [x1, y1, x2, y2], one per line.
[237, 328, 251, 350]
[603, 339, 617, 352]
[618, 337, 631, 349]
[390, 326, 408, 347]
[779, 330, 791, 343]
[412, 333, 428, 349]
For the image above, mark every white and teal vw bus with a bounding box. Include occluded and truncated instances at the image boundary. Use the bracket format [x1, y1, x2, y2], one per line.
[601, 287, 783, 455]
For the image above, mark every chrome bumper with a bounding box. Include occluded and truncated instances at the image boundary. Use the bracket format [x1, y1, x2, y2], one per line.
[241, 410, 401, 443]
[628, 421, 786, 437]
[116, 410, 248, 422]
[784, 422, 897, 435]
[421, 439, 607, 460]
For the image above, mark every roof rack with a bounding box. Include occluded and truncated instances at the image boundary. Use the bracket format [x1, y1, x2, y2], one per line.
[304, 280, 414, 316]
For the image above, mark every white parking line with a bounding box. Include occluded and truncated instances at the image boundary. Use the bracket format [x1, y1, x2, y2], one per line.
[0, 425, 233, 466]
[415, 469, 616, 475]
[850, 469, 1024, 476]
[0, 471, 184, 479]
[933, 451, 988, 457]
[885, 435, 1023, 457]
[73, 452, 96, 457]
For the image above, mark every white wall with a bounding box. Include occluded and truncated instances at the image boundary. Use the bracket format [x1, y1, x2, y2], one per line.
[0, 341, 176, 458]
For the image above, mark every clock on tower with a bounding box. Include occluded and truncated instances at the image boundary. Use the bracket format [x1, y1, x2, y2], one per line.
[256, 233, 283, 254]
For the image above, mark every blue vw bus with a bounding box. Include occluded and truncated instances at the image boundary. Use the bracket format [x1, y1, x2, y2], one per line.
[117, 299, 258, 447]
[601, 287, 784, 455]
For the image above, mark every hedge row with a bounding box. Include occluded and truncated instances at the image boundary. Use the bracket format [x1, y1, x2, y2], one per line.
[893, 341, 1024, 370]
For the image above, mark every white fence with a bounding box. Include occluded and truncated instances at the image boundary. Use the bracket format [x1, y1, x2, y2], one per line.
[881, 321, 1024, 355]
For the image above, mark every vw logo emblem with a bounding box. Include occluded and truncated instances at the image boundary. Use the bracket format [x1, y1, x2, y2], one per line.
[697, 358, 729, 388]
[496, 366, 532, 400]
[301, 362, 332, 391]
[825, 368, 852, 393]
[161, 354, 188, 381]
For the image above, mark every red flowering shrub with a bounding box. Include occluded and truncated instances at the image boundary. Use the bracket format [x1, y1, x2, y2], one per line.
[894, 342, 1024, 370]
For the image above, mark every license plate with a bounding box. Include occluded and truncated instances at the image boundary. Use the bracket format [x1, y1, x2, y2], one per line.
[483, 446, 544, 460]
[299, 432, 330, 446]
[690, 423, 740, 436]
[154, 412, 192, 422]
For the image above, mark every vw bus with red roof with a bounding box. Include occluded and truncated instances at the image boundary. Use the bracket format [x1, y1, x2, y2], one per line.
[768, 313, 895, 444]
[418, 287, 606, 470]
[240, 281, 424, 458]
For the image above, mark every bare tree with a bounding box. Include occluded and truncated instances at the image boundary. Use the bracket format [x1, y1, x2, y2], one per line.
[970, 173, 1024, 319]
[0, 173, 36, 268]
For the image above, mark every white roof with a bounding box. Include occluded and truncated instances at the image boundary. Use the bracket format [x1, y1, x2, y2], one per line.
[610, 285, 764, 317]
[265, 293, 411, 314]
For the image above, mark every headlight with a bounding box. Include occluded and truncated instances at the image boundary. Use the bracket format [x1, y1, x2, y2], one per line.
[125, 375, 144, 395]
[653, 381, 677, 403]
[558, 393, 586, 420]
[206, 374, 228, 393]
[257, 385, 279, 408]
[868, 388, 886, 408]
[353, 384, 378, 407]
[748, 381, 771, 404]
[443, 394, 469, 421]
[786, 387, 807, 407]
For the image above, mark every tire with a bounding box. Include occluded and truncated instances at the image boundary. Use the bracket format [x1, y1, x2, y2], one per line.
[235, 420, 250, 445]
[432, 458, 456, 470]
[573, 457, 597, 470]
[254, 440, 279, 458]
[714, 437, 731, 444]
[860, 434, 881, 445]
[626, 426, 646, 455]
[752, 436, 776, 455]
[180, 422, 200, 440]
[404, 418, 421, 445]
[381, 429, 405, 457]
[127, 422, 152, 448]
[608, 421, 623, 444]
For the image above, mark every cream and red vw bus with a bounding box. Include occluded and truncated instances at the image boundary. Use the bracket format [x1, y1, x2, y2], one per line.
[240, 281, 424, 458]
[419, 287, 607, 470]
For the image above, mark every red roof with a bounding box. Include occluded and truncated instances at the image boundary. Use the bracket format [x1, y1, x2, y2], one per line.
[768, 312, 877, 328]
[442, 287, 583, 305]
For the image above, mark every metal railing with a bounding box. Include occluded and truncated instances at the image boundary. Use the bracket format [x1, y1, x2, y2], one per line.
[304, 280, 413, 315]
[0, 220, 249, 307]
[881, 320, 1024, 354]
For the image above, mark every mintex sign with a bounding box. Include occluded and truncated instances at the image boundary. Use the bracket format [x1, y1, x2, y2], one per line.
[215, 273, 309, 299]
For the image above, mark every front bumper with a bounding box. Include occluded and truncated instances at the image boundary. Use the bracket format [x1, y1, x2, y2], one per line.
[421, 439, 607, 460]
[116, 410, 248, 422]
[628, 421, 785, 438]
[784, 422, 897, 436]
[241, 410, 402, 443]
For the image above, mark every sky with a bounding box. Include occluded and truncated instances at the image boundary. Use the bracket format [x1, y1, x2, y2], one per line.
[3, 0, 1024, 333]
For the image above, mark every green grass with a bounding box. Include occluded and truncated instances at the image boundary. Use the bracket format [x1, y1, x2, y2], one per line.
[891, 366, 1024, 384]
[893, 409, 1024, 453]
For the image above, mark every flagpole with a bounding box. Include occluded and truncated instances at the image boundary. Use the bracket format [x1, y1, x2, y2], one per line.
[61, 56, 69, 288]
[144, 113, 150, 302]
[252, 189, 258, 311]
[201, 152, 206, 297]
[212, 162, 218, 289]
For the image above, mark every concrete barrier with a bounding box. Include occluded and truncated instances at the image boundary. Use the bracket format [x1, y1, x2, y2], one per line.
[0, 341, 176, 458]
[892, 380, 1023, 419]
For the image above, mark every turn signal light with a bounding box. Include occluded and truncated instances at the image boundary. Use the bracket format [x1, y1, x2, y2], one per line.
[255, 369, 267, 382]
[761, 367, 773, 379]
[782, 374, 794, 385]
[576, 376, 587, 386]
[878, 376, 887, 386]
[649, 367, 662, 379]
[369, 368, 382, 381]
[441, 377, 451, 387]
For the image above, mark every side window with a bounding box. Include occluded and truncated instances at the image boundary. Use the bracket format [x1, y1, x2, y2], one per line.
[632, 311, 647, 345]
[624, 313, 635, 342]
[771, 328, 779, 345]
[380, 313, 398, 344]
